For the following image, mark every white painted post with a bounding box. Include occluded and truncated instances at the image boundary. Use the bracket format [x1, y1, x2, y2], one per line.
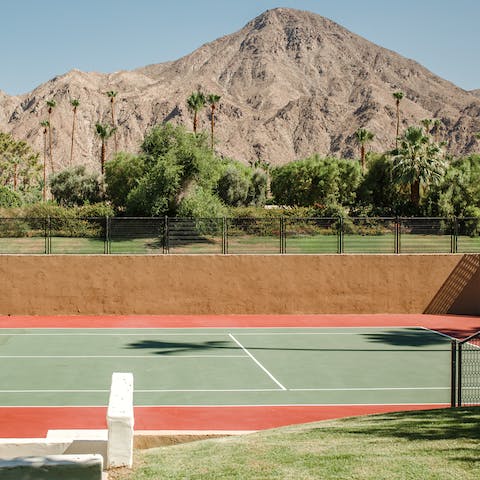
[107, 372, 134, 468]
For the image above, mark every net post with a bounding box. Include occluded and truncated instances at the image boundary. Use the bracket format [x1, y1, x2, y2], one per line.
[451, 340, 457, 407]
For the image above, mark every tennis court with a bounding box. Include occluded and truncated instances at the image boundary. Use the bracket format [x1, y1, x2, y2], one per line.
[3, 313, 479, 437]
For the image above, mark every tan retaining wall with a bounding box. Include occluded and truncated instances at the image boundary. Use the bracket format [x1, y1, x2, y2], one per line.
[0, 254, 478, 315]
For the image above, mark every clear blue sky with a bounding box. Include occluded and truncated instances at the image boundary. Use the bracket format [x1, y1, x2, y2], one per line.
[1, 0, 478, 95]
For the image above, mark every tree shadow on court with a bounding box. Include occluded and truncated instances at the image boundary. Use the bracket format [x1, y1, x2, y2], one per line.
[363, 329, 450, 348]
[314, 408, 480, 443]
[126, 339, 234, 355]
[126, 337, 447, 354]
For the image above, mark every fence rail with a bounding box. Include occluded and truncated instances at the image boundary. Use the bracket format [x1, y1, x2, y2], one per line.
[0, 216, 479, 255]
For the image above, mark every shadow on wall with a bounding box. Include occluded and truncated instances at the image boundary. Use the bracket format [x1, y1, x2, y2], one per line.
[425, 254, 480, 315]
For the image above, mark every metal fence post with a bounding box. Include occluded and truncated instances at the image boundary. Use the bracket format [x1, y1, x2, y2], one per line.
[451, 340, 457, 407]
[337, 217, 344, 254]
[452, 216, 458, 254]
[104, 216, 111, 254]
[395, 217, 400, 254]
[45, 217, 51, 254]
[222, 217, 226, 254]
[163, 216, 169, 254]
[397, 217, 402, 254]
[280, 217, 285, 254]
[457, 342, 463, 407]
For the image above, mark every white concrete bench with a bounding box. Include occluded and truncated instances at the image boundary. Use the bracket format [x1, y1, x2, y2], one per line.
[107, 372, 134, 468]
[0, 454, 103, 480]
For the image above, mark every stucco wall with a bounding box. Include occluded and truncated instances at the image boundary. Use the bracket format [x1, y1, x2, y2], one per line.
[0, 254, 478, 315]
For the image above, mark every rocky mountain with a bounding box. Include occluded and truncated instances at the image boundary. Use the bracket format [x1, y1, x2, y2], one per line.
[471, 89, 480, 98]
[1, 8, 479, 173]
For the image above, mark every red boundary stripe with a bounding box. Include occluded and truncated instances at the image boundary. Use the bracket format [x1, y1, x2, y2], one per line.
[0, 314, 478, 437]
[0, 405, 448, 438]
[0, 314, 479, 338]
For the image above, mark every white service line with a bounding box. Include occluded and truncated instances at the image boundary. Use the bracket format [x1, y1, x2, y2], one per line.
[0, 355, 246, 359]
[228, 333, 287, 391]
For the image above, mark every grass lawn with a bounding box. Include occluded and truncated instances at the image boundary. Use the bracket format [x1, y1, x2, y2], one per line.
[0, 234, 480, 254]
[117, 408, 480, 480]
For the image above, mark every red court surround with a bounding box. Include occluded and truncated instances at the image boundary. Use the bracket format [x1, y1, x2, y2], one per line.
[0, 314, 477, 437]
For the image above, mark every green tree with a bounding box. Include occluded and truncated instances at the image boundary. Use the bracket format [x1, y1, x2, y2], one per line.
[206, 93, 221, 150]
[187, 91, 206, 134]
[94, 123, 117, 174]
[105, 152, 145, 211]
[392, 126, 445, 208]
[393, 91, 404, 148]
[49, 165, 102, 206]
[0, 185, 22, 208]
[271, 155, 361, 207]
[46, 99, 56, 172]
[126, 123, 223, 216]
[0, 132, 41, 198]
[354, 128, 374, 172]
[70, 99, 80, 165]
[356, 153, 409, 215]
[424, 154, 480, 217]
[217, 165, 250, 206]
[105, 91, 118, 153]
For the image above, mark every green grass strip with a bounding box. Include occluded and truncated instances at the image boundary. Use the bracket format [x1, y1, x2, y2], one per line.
[125, 407, 480, 480]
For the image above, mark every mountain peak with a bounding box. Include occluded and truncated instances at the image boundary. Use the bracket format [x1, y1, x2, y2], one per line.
[0, 8, 479, 171]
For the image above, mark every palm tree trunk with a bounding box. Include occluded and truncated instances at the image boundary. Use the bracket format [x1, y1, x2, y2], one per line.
[48, 111, 54, 173]
[361, 145, 366, 172]
[43, 131, 47, 201]
[411, 180, 420, 206]
[13, 163, 17, 191]
[193, 111, 198, 135]
[395, 102, 400, 149]
[210, 104, 215, 150]
[101, 141, 106, 175]
[70, 108, 77, 166]
[111, 100, 118, 153]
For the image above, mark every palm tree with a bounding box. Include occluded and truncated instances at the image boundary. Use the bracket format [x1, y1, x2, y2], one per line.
[433, 119, 442, 143]
[70, 99, 80, 166]
[95, 123, 117, 174]
[46, 99, 56, 171]
[393, 91, 404, 148]
[206, 93, 221, 150]
[105, 91, 118, 153]
[421, 118, 433, 136]
[354, 128, 374, 172]
[392, 126, 445, 207]
[187, 91, 206, 134]
[40, 120, 50, 201]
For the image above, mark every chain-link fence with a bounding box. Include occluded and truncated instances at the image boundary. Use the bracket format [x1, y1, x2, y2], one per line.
[0, 216, 479, 255]
[451, 331, 480, 407]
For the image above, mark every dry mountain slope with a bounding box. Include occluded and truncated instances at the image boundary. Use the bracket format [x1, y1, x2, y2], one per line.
[1, 8, 479, 172]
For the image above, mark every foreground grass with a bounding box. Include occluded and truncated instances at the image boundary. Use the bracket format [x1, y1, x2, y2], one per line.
[121, 408, 480, 480]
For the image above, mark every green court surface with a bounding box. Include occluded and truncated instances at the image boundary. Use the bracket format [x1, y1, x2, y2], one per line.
[0, 327, 452, 407]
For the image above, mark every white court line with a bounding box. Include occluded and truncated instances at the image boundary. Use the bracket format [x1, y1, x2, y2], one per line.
[228, 333, 286, 391]
[0, 355, 246, 359]
[290, 387, 449, 391]
[0, 388, 281, 393]
[135, 389, 281, 393]
[418, 327, 457, 340]
[0, 333, 229, 336]
[0, 390, 110, 393]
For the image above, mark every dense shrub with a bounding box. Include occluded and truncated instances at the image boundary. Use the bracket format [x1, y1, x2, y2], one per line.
[49, 166, 102, 206]
[0, 186, 22, 208]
